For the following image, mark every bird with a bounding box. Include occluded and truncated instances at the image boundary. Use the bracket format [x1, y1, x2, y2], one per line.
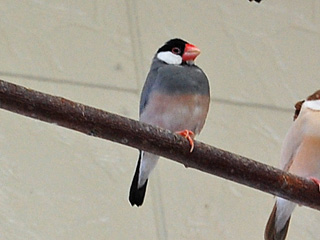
[264, 90, 320, 240]
[129, 38, 210, 207]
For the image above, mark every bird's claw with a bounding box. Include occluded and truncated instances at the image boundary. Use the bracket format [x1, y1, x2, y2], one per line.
[310, 177, 320, 192]
[176, 129, 195, 153]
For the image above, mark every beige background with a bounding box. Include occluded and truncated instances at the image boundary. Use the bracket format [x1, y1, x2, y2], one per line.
[0, 1, 320, 239]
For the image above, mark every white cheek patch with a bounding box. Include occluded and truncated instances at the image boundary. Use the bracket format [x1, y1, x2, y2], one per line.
[156, 51, 182, 65]
[304, 100, 320, 111]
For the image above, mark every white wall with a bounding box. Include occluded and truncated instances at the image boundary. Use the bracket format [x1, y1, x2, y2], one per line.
[0, 1, 319, 239]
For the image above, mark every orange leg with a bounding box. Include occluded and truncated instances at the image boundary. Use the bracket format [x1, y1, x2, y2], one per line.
[175, 130, 195, 153]
[310, 177, 320, 192]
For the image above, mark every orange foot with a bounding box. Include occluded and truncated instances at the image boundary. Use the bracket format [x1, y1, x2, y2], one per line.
[175, 130, 195, 153]
[310, 177, 320, 192]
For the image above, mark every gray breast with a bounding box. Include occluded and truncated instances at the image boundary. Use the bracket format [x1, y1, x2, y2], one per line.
[155, 64, 210, 96]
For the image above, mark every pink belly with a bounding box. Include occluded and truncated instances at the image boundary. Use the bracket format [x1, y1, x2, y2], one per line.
[140, 93, 210, 134]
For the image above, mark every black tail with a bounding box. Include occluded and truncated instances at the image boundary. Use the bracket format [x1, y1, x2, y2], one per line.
[265, 204, 291, 240]
[129, 152, 148, 207]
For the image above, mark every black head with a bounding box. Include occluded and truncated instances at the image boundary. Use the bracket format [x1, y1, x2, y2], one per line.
[157, 38, 188, 57]
[156, 38, 200, 65]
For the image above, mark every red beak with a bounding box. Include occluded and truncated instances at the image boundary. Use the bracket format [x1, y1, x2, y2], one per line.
[182, 43, 201, 62]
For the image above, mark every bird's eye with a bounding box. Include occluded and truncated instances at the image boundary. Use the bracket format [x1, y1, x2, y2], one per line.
[171, 47, 181, 55]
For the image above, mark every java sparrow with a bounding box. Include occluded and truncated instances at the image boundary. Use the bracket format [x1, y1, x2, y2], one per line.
[265, 90, 320, 240]
[129, 38, 210, 207]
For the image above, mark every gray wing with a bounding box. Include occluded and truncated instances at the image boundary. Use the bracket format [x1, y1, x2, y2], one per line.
[139, 71, 157, 115]
[139, 58, 164, 115]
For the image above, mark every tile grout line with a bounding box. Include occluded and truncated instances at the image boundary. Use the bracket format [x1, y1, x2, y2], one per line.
[124, 1, 168, 240]
[0, 71, 294, 113]
[125, 0, 146, 92]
